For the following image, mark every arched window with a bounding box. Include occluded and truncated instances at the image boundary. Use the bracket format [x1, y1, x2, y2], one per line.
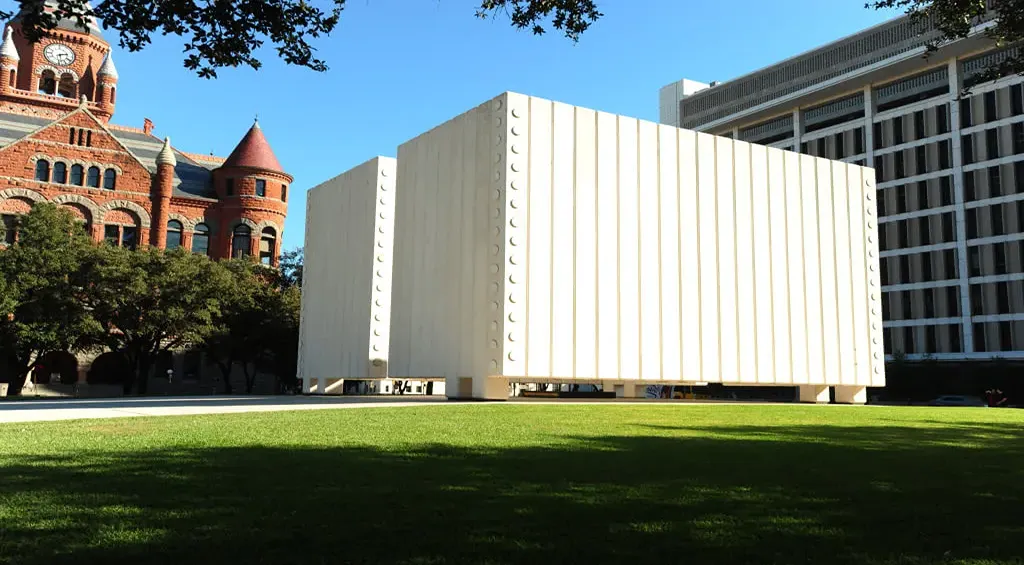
[37, 70, 56, 95]
[70, 164, 84, 186]
[103, 168, 116, 190]
[192, 223, 209, 255]
[255, 179, 267, 197]
[8, 69, 14, 88]
[110, 86, 116, 103]
[2, 214, 17, 246]
[282, 184, 288, 202]
[53, 162, 67, 184]
[86, 166, 100, 188]
[231, 225, 251, 258]
[35, 159, 50, 182]
[166, 220, 183, 250]
[68, 128, 76, 145]
[259, 227, 277, 265]
[57, 73, 76, 98]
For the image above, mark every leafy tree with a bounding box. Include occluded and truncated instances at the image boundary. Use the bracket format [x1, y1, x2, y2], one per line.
[0, 204, 100, 394]
[200, 259, 269, 394]
[868, 0, 1024, 83]
[259, 283, 301, 393]
[8, 0, 602, 78]
[278, 248, 303, 290]
[82, 246, 233, 394]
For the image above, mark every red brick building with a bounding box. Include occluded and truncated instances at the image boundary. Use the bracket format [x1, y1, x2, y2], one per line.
[0, 2, 291, 264]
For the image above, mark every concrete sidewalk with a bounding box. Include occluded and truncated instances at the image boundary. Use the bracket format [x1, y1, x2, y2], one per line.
[0, 395, 447, 423]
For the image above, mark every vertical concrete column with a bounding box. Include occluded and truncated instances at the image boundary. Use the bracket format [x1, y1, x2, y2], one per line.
[799, 385, 830, 403]
[948, 58, 975, 352]
[835, 385, 868, 404]
[792, 109, 803, 153]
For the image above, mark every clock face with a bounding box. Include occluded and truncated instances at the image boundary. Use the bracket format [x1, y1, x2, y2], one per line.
[43, 43, 76, 66]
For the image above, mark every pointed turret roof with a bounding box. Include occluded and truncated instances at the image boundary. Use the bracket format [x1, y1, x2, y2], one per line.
[98, 52, 118, 79]
[0, 27, 19, 61]
[156, 137, 176, 167]
[221, 120, 284, 173]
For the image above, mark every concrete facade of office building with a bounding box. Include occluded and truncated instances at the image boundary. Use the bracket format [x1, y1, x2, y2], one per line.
[660, 12, 1024, 361]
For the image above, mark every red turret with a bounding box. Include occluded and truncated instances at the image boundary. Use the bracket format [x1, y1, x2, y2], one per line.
[213, 120, 291, 264]
[152, 137, 176, 248]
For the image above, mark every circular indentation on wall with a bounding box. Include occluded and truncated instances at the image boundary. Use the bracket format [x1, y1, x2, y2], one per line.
[508, 293, 517, 303]
[374, 329, 381, 337]
[375, 284, 384, 292]
[380, 198, 387, 206]
[867, 220, 874, 229]
[508, 312, 517, 322]
[509, 274, 517, 284]
[493, 227, 501, 237]
[509, 236, 518, 246]
[495, 117, 503, 127]
[373, 344, 380, 352]
[508, 332, 516, 342]
[494, 171, 501, 181]
[873, 352, 881, 360]
[872, 322, 878, 330]
[491, 321, 499, 331]
[490, 282, 499, 293]
[510, 199, 519, 209]
[493, 208, 501, 219]
[868, 250, 875, 258]
[509, 218, 519, 228]
[495, 134, 503, 146]
[491, 360, 498, 370]
[872, 337, 879, 344]
[511, 163, 520, 173]
[493, 189, 501, 201]
[511, 126, 520, 136]
[375, 299, 382, 307]
[871, 308, 878, 315]
[511, 108, 521, 118]
[495, 99, 504, 110]
[866, 207, 875, 216]
[874, 367, 881, 374]
[379, 212, 388, 220]
[376, 255, 385, 263]
[380, 184, 388, 191]
[869, 279, 876, 287]
[495, 153, 502, 164]
[376, 270, 384, 278]
[381, 169, 388, 178]
[378, 226, 385, 234]
[509, 255, 518, 265]
[508, 352, 517, 362]
[510, 180, 519, 190]
[492, 244, 500, 255]
[511, 144, 520, 154]
[868, 264, 875, 271]
[490, 339, 498, 349]
[374, 314, 382, 322]
[377, 240, 384, 248]
[865, 191, 873, 200]
[490, 264, 499, 274]
[491, 301, 499, 310]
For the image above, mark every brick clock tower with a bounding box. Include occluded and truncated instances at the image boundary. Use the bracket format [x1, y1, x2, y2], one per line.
[0, 1, 291, 265]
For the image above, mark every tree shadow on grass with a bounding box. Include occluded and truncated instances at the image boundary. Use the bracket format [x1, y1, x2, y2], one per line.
[1, 423, 1023, 565]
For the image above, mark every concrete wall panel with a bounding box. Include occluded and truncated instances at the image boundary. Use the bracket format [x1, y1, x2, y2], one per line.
[298, 156, 396, 387]
[386, 92, 884, 398]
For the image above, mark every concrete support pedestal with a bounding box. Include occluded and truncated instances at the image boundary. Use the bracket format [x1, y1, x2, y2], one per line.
[835, 385, 868, 405]
[324, 378, 345, 395]
[614, 383, 644, 399]
[446, 376, 507, 400]
[799, 385, 830, 404]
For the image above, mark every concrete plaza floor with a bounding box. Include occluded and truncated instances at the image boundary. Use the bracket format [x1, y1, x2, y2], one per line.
[0, 395, 448, 423]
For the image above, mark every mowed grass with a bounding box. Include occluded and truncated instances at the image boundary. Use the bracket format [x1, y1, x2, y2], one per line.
[1, 405, 1023, 565]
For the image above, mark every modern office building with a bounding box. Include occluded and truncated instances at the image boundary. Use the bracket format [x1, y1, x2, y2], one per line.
[661, 11, 1024, 361]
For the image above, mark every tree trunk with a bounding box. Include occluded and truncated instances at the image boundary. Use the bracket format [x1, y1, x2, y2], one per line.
[217, 360, 233, 394]
[135, 352, 152, 395]
[242, 362, 256, 394]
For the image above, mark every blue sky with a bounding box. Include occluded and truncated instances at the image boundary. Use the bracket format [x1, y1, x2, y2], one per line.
[104, 0, 902, 250]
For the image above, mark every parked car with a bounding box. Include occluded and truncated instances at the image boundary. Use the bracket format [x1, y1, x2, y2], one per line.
[928, 395, 987, 407]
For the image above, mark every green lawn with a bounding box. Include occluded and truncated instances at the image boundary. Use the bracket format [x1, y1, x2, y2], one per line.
[1, 404, 1023, 565]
